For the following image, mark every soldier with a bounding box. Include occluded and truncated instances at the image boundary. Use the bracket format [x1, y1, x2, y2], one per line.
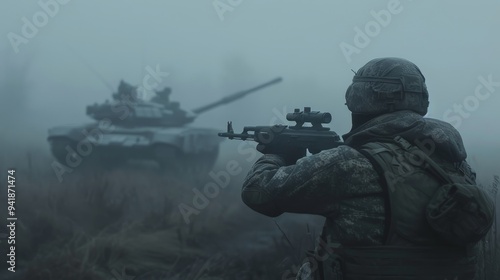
[242, 58, 488, 279]
[113, 80, 139, 102]
[151, 87, 172, 107]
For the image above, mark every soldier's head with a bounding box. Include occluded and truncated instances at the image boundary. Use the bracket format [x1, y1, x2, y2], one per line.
[116, 80, 138, 100]
[156, 87, 172, 97]
[118, 80, 130, 92]
[345, 57, 429, 119]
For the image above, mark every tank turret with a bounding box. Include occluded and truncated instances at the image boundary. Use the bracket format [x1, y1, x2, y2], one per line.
[85, 77, 282, 127]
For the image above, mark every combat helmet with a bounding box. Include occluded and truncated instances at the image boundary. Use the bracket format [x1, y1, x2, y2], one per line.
[345, 57, 429, 116]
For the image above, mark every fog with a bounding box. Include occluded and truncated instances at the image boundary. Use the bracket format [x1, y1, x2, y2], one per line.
[1, 0, 499, 180]
[0, 2, 499, 279]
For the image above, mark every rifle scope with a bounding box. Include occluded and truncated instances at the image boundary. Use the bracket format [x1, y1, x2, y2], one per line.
[286, 107, 332, 124]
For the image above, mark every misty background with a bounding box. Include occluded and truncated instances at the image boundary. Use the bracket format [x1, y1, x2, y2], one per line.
[1, 0, 499, 182]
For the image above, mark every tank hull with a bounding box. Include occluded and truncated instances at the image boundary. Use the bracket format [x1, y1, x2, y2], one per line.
[48, 122, 223, 172]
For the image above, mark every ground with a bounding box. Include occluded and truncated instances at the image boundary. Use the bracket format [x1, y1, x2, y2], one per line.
[0, 150, 326, 280]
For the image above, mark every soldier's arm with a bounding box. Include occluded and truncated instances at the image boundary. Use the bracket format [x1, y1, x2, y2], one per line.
[241, 145, 369, 217]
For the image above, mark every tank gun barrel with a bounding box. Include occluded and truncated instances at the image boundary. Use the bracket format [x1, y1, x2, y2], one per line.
[191, 77, 282, 115]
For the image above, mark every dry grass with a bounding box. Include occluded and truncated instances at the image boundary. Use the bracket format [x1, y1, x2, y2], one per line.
[0, 155, 317, 280]
[0, 153, 497, 280]
[476, 175, 500, 280]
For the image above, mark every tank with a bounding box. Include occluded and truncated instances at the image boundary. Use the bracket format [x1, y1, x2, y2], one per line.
[48, 77, 282, 172]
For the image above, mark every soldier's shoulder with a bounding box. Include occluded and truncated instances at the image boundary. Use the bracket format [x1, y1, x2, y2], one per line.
[422, 117, 466, 141]
[321, 144, 369, 160]
[310, 144, 373, 171]
[424, 117, 459, 131]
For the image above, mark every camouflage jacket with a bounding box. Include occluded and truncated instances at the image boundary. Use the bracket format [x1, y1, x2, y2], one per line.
[241, 110, 472, 248]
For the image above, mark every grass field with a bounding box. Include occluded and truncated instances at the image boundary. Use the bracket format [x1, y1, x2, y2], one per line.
[0, 151, 325, 280]
[0, 149, 497, 280]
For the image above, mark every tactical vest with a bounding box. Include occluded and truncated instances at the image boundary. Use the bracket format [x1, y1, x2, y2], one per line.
[313, 136, 494, 280]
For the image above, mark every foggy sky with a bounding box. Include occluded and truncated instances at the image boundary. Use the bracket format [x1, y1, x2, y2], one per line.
[1, 0, 499, 180]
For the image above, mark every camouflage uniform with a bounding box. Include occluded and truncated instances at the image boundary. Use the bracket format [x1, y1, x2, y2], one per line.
[241, 58, 477, 279]
[242, 110, 472, 276]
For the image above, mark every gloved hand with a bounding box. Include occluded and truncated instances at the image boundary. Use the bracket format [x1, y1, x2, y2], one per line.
[256, 144, 306, 165]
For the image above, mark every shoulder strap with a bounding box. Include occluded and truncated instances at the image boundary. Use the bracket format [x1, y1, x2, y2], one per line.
[357, 137, 452, 244]
[391, 136, 468, 184]
[356, 142, 395, 244]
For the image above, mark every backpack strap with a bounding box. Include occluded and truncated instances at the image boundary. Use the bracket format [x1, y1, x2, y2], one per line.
[392, 136, 454, 184]
[356, 143, 396, 244]
[356, 137, 445, 244]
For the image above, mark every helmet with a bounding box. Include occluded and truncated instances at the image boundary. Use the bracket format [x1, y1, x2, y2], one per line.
[345, 57, 429, 115]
